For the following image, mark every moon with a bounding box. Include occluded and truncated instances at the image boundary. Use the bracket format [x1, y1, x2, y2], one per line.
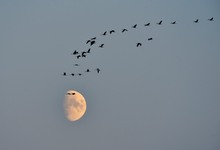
[64, 90, 87, 122]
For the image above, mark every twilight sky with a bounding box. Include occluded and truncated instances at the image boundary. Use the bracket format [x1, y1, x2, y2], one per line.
[0, 0, 220, 150]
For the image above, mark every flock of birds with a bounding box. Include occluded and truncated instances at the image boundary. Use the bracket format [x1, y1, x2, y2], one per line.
[62, 17, 214, 77]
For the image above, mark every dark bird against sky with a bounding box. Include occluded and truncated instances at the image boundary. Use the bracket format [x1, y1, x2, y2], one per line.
[110, 30, 115, 34]
[137, 43, 142, 47]
[157, 20, 162, 25]
[208, 17, 214, 21]
[122, 29, 128, 33]
[144, 23, 150, 26]
[99, 44, 104, 48]
[194, 19, 199, 23]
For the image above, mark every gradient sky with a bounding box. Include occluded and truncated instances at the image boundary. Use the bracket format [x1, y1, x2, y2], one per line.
[1, 0, 220, 150]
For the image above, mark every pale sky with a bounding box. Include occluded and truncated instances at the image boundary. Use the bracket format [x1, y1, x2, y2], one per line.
[0, 0, 220, 150]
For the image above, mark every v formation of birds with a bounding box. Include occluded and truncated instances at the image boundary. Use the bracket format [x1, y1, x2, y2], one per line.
[62, 17, 214, 77]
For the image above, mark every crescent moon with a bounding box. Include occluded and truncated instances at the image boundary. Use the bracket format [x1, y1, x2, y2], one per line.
[64, 90, 87, 122]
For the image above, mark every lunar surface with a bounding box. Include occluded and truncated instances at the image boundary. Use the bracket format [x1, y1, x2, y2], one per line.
[64, 90, 87, 121]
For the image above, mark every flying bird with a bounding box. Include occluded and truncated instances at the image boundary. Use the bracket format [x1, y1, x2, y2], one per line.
[132, 24, 137, 28]
[91, 37, 96, 40]
[85, 69, 90, 72]
[90, 40, 95, 46]
[78, 73, 82, 76]
[96, 68, 100, 73]
[86, 40, 91, 44]
[136, 43, 142, 47]
[194, 19, 199, 23]
[157, 20, 162, 25]
[148, 38, 153, 41]
[87, 48, 91, 53]
[171, 21, 176, 24]
[99, 44, 104, 48]
[71, 73, 75, 76]
[74, 64, 79, 66]
[82, 52, 86, 57]
[76, 55, 81, 59]
[208, 17, 214, 21]
[63, 72, 67, 76]
[109, 30, 115, 34]
[102, 31, 107, 36]
[144, 23, 150, 26]
[72, 50, 78, 55]
[122, 29, 128, 33]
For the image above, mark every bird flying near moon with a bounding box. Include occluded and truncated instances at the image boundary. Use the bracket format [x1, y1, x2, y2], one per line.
[64, 90, 87, 122]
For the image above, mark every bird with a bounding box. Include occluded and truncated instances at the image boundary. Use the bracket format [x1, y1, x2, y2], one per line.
[136, 43, 142, 47]
[82, 52, 86, 57]
[122, 29, 128, 33]
[99, 44, 104, 48]
[87, 48, 91, 53]
[132, 24, 137, 28]
[109, 30, 115, 34]
[91, 37, 96, 40]
[74, 64, 79, 66]
[102, 31, 107, 36]
[171, 21, 176, 24]
[157, 20, 162, 25]
[76, 55, 81, 59]
[71, 73, 75, 76]
[86, 40, 91, 44]
[148, 38, 153, 41]
[78, 73, 82, 76]
[90, 40, 95, 46]
[72, 50, 78, 55]
[208, 17, 214, 21]
[144, 23, 150, 26]
[194, 19, 199, 23]
[63, 72, 67, 76]
[96, 68, 100, 73]
[85, 69, 90, 72]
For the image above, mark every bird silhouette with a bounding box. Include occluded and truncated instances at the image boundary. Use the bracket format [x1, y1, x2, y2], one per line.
[78, 73, 82, 76]
[122, 29, 128, 33]
[110, 30, 115, 34]
[144, 23, 150, 26]
[74, 64, 79, 66]
[157, 20, 162, 25]
[96, 68, 100, 73]
[90, 40, 95, 46]
[102, 31, 107, 36]
[85, 69, 90, 72]
[86, 40, 91, 44]
[76, 55, 81, 59]
[91, 37, 96, 40]
[99, 44, 104, 48]
[82, 52, 87, 57]
[87, 48, 91, 53]
[71, 73, 75, 76]
[132, 24, 137, 28]
[63, 72, 67, 76]
[72, 50, 78, 55]
[171, 21, 176, 24]
[148, 38, 153, 41]
[208, 17, 214, 21]
[194, 19, 199, 23]
[136, 43, 142, 47]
